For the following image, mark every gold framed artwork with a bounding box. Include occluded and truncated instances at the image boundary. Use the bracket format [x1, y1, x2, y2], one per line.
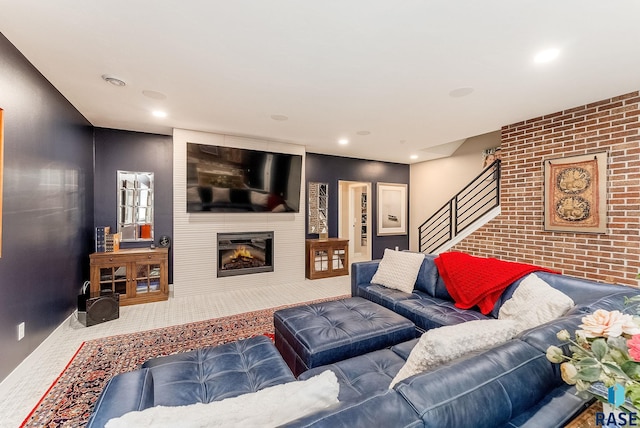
[544, 152, 607, 233]
[377, 182, 407, 236]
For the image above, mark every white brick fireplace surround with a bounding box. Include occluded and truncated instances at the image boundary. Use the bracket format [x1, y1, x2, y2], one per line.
[173, 129, 306, 297]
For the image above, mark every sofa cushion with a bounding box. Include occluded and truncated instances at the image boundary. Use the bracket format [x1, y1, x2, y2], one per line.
[395, 294, 490, 331]
[87, 369, 155, 428]
[355, 283, 417, 312]
[371, 249, 425, 293]
[105, 370, 340, 428]
[517, 314, 585, 353]
[498, 273, 575, 332]
[390, 339, 419, 360]
[279, 389, 423, 428]
[534, 271, 632, 307]
[506, 384, 590, 428]
[389, 319, 518, 387]
[299, 348, 407, 403]
[197, 185, 213, 203]
[412, 254, 441, 296]
[394, 340, 561, 428]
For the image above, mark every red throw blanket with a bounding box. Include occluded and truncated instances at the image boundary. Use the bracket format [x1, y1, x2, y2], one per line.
[434, 252, 558, 314]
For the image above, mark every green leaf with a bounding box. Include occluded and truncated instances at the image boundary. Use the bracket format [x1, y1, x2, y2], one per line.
[569, 345, 590, 358]
[575, 366, 602, 382]
[626, 383, 640, 408]
[577, 357, 599, 368]
[602, 362, 629, 379]
[622, 361, 640, 380]
[608, 349, 628, 366]
[591, 339, 608, 360]
[608, 336, 630, 353]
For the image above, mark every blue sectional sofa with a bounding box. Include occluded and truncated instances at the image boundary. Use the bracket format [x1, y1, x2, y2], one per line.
[88, 253, 640, 427]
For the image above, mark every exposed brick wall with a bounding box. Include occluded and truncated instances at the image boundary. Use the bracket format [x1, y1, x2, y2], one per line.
[452, 91, 640, 286]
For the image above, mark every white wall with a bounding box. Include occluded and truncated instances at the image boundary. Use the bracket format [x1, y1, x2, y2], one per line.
[409, 131, 500, 251]
[173, 129, 306, 297]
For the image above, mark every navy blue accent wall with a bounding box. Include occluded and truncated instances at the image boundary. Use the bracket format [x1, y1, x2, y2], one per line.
[0, 33, 94, 381]
[305, 153, 410, 259]
[94, 128, 173, 282]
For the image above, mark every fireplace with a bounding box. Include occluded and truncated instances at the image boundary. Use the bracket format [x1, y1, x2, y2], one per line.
[217, 231, 274, 277]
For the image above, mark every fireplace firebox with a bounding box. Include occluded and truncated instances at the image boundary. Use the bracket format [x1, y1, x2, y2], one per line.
[217, 231, 274, 277]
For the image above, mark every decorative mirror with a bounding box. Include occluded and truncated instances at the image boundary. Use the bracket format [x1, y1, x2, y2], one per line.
[117, 171, 154, 242]
[308, 182, 328, 235]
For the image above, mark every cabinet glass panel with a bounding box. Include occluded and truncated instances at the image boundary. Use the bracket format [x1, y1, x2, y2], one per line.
[99, 265, 127, 294]
[313, 250, 329, 271]
[135, 263, 161, 293]
[117, 171, 154, 242]
[333, 249, 346, 270]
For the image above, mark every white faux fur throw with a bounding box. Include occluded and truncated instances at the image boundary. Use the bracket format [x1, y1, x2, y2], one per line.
[105, 370, 339, 428]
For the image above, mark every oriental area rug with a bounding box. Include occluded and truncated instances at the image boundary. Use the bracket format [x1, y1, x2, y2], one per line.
[21, 296, 347, 428]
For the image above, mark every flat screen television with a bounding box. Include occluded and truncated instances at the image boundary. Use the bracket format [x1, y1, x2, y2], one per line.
[186, 142, 303, 213]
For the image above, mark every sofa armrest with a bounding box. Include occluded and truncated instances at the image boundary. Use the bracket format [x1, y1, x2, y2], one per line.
[86, 369, 154, 428]
[350, 261, 380, 296]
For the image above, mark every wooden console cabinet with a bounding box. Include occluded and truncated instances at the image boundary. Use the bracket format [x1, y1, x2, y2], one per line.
[90, 248, 168, 306]
[305, 238, 349, 280]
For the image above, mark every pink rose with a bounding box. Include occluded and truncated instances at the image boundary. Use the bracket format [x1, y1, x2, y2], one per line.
[629, 335, 640, 361]
[577, 309, 640, 338]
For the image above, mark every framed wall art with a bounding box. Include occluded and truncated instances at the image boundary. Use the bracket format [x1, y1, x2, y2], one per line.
[377, 182, 407, 236]
[544, 152, 607, 233]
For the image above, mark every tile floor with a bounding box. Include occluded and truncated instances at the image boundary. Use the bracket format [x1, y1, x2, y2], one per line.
[0, 276, 351, 428]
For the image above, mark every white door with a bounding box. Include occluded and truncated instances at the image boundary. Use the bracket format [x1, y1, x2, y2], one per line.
[338, 181, 371, 264]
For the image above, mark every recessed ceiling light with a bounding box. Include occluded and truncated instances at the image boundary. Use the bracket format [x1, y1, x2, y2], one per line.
[338, 139, 349, 145]
[356, 131, 371, 136]
[449, 87, 474, 98]
[410, 154, 418, 160]
[101, 74, 126, 87]
[271, 114, 288, 121]
[152, 110, 167, 118]
[534, 48, 560, 64]
[142, 90, 167, 100]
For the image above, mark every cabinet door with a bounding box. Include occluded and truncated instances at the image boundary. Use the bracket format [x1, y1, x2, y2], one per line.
[312, 248, 330, 274]
[98, 264, 128, 296]
[133, 261, 162, 295]
[332, 247, 347, 273]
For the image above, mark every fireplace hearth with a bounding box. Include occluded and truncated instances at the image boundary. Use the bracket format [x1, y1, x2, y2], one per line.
[217, 231, 274, 277]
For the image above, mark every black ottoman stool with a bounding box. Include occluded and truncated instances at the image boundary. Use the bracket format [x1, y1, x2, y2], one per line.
[274, 297, 416, 376]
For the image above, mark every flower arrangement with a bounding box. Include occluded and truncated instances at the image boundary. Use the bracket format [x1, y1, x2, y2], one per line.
[546, 297, 640, 409]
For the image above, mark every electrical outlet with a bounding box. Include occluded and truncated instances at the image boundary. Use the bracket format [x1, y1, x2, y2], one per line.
[18, 322, 25, 341]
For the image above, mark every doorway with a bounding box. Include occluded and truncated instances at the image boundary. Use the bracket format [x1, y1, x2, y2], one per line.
[338, 181, 372, 264]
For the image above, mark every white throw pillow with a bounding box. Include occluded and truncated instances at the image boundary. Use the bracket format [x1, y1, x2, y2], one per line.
[250, 191, 269, 207]
[211, 186, 231, 203]
[498, 273, 574, 332]
[105, 370, 339, 428]
[371, 249, 425, 294]
[389, 319, 518, 388]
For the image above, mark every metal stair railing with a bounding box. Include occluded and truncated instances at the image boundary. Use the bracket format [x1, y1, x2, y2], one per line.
[418, 159, 501, 254]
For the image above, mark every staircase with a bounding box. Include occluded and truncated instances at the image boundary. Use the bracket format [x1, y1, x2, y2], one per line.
[418, 160, 501, 254]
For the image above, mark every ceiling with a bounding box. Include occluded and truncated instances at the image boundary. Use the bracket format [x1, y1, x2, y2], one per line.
[1, 1, 639, 164]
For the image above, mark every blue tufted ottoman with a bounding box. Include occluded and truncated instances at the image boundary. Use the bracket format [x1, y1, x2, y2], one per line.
[274, 297, 416, 376]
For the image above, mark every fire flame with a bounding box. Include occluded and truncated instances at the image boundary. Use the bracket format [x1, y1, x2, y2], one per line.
[231, 246, 253, 259]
